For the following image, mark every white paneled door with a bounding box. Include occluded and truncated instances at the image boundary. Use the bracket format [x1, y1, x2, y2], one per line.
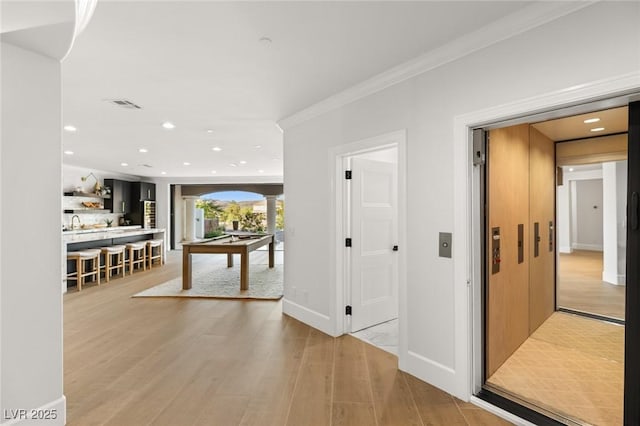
[350, 157, 398, 332]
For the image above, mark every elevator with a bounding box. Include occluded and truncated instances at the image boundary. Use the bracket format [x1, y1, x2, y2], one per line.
[478, 100, 640, 425]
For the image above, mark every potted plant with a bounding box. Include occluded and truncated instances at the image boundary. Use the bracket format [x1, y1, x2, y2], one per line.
[104, 218, 113, 228]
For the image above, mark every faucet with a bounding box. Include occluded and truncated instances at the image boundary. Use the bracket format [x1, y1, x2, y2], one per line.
[71, 215, 81, 230]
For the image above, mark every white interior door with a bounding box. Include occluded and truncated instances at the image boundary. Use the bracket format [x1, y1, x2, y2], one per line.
[350, 157, 398, 332]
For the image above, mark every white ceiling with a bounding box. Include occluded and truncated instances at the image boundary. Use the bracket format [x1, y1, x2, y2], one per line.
[61, 1, 533, 179]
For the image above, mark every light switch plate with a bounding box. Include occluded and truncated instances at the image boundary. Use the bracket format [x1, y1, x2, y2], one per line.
[439, 232, 452, 258]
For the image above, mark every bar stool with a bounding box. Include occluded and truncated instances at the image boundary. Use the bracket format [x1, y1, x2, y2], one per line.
[100, 245, 126, 282]
[66, 249, 101, 291]
[146, 239, 164, 269]
[126, 242, 146, 275]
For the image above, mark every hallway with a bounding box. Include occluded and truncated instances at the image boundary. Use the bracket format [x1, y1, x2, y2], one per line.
[557, 250, 625, 320]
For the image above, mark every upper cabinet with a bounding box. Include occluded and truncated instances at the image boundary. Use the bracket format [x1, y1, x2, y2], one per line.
[104, 179, 132, 214]
[132, 182, 156, 201]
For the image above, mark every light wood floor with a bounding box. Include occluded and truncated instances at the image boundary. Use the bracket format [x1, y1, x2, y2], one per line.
[557, 250, 625, 320]
[64, 251, 509, 426]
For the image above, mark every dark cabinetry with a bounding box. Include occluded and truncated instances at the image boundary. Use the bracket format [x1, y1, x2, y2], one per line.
[129, 182, 156, 228]
[104, 179, 132, 214]
[132, 182, 156, 201]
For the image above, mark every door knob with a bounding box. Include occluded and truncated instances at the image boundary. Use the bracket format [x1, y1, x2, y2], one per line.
[392, 245, 398, 251]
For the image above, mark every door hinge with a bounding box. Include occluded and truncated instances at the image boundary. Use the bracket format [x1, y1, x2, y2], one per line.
[345, 238, 352, 247]
[345, 170, 352, 180]
[345, 305, 352, 315]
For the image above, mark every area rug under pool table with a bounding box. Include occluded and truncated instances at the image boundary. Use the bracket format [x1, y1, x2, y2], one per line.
[132, 264, 283, 300]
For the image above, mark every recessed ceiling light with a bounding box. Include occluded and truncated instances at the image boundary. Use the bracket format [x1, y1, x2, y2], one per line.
[258, 169, 265, 173]
[64, 125, 77, 132]
[590, 127, 605, 132]
[239, 160, 247, 165]
[139, 148, 148, 153]
[211, 170, 217, 174]
[183, 162, 191, 166]
[569, 168, 574, 172]
[207, 129, 214, 133]
[229, 163, 237, 167]
[121, 162, 128, 167]
[255, 145, 262, 149]
[64, 150, 74, 155]
[212, 147, 222, 152]
[162, 121, 175, 129]
[584, 118, 600, 124]
[161, 171, 167, 175]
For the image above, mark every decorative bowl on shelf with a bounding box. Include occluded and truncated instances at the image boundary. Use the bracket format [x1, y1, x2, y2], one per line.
[81, 201, 103, 209]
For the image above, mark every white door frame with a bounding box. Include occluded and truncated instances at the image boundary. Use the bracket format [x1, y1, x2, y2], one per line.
[330, 130, 407, 365]
[453, 72, 640, 402]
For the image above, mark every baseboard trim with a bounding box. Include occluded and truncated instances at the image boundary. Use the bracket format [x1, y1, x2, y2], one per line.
[572, 243, 603, 251]
[404, 350, 458, 398]
[282, 298, 334, 336]
[1, 395, 65, 425]
[602, 270, 626, 285]
[558, 246, 572, 254]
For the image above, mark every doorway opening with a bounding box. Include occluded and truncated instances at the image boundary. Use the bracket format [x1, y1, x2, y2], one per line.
[332, 131, 406, 359]
[478, 104, 631, 425]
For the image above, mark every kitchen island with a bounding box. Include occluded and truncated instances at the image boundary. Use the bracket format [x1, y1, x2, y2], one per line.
[62, 226, 165, 292]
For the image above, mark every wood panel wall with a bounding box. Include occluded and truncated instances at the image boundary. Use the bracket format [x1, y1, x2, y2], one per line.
[486, 124, 556, 378]
[487, 124, 531, 377]
[529, 127, 556, 333]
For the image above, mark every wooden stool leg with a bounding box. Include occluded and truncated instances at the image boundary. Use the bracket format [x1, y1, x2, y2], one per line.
[95, 255, 100, 285]
[142, 247, 147, 271]
[105, 253, 111, 282]
[129, 247, 133, 275]
[120, 251, 125, 278]
[76, 257, 83, 291]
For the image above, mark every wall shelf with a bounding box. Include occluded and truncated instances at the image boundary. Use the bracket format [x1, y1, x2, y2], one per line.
[64, 209, 112, 214]
[64, 191, 111, 199]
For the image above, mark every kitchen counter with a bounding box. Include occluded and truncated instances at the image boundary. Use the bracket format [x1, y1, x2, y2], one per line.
[63, 225, 142, 235]
[63, 226, 165, 243]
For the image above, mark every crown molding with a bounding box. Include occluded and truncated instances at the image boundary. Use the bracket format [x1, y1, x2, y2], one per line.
[279, 1, 597, 130]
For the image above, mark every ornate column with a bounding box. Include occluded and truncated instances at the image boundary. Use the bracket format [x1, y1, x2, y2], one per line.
[266, 195, 277, 236]
[183, 196, 198, 242]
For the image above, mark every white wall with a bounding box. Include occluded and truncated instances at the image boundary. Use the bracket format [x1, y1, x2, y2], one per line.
[281, 2, 640, 399]
[603, 160, 628, 284]
[574, 179, 604, 251]
[62, 164, 140, 193]
[1, 42, 66, 423]
[557, 183, 572, 253]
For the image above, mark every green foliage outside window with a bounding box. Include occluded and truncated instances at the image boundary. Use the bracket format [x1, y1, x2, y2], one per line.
[195, 199, 223, 219]
[276, 200, 284, 230]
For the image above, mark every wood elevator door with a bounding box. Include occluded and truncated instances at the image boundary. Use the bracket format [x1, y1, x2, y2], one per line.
[487, 124, 531, 377]
[529, 127, 556, 333]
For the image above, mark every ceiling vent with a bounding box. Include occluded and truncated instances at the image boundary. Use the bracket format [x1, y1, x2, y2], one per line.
[105, 99, 142, 109]
[138, 164, 153, 168]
